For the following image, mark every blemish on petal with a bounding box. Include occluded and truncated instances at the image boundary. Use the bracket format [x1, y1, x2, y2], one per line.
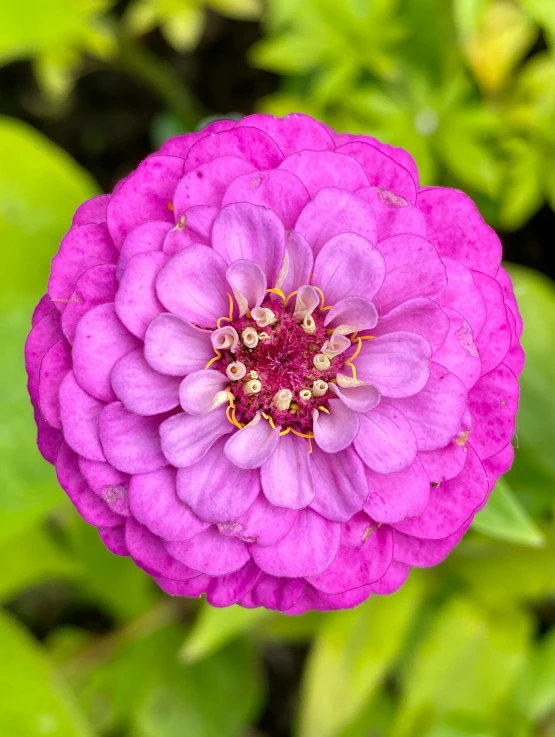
[456, 320, 479, 357]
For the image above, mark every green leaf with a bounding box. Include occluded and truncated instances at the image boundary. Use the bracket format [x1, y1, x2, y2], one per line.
[0, 609, 95, 737]
[392, 597, 532, 737]
[512, 628, 555, 722]
[180, 601, 275, 663]
[472, 477, 545, 547]
[297, 573, 424, 737]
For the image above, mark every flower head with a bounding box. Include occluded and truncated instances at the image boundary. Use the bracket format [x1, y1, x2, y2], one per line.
[25, 114, 524, 612]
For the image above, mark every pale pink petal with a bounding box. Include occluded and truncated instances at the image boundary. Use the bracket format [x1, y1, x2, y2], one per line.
[144, 313, 214, 376]
[280, 150, 368, 196]
[372, 298, 450, 353]
[221, 495, 297, 546]
[324, 296, 378, 332]
[115, 251, 166, 338]
[313, 399, 360, 453]
[280, 230, 313, 295]
[111, 348, 180, 415]
[260, 432, 314, 509]
[78, 458, 130, 516]
[354, 404, 417, 473]
[309, 445, 369, 522]
[179, 369, 229, 415]
[364, 457, 430, 523]
[160, 408, 233, 467]
[117, 221, 171, 278]
[224, 413, 281, 469]
[226, 259, 267, 316]
[329, 380, 380, 414]
[166, 527, 250, 576]
[337, 142, 417, 203]
[182, 205, 218, 242]
[59, 371, 105, 462]
[99, 402, 167, 474]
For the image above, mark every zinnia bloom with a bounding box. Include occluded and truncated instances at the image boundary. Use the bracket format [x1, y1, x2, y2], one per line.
[25, 114, 524, 612]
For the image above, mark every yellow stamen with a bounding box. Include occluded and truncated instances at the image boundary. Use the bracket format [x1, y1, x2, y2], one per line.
[226, 404, 244, 430]
[284, 289, 298, 305]
[343, 361, 358, 380]
[307, 437, 313, 454]
[312, 285, 326, 309]
[358, 335, 376, 341]
[226, 292, 235, 321]
[280, 427, 291, 436]
[204, 352, 222, 369]
[266, 287, 286, 301]
[216, 315, 232, 328]
[317, 405, 330, 414]
[289, 428, 315, 439]
[349, 337, 363, 363]
[261, 412, 277, 430]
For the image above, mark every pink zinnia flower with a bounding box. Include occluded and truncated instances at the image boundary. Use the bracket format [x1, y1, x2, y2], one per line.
[25, 114, 524, 613]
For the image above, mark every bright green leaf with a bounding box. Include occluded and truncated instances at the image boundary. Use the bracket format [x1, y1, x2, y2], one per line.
[513, 628, 555, 722]
[0, 610, 95, 737]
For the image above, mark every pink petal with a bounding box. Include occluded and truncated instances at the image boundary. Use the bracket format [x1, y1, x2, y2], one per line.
[72, 303, 140, 402]
[312, 233, 385, 303]
[394, 444, 487, 539]
[251, 574, 305, 611]
[117, 221, 171, 278]
[370, 560, 410, 594]
[98, 526, 128, 556]
[355, 332, 431, 398]
[324, 296, 378, 332]
[295, 188, 378, 256]
[177, 438, 260, 522]
[184, 126, 283, 172]
[159, 408, 233, 467]
[166, 526, 250, 576]
[472, 271, 511, 376]
[308, 526, 393, 594]
[340, 511, 376, 548]
[392, 522, 471, 567]
[156, 244, 229, 328]
[107, 155, 184, 247]
[99, 401, 167, 474]
[313, 399, 360, 453]
[354, 404, 417, 473]
[437, 258, 486, 337]
[78, 458, 130, 516]
[144, 313, 214, 376]
[280, 230, 314, 295]
[156, 575, 210, 597]
[111, 348, 180, 415]
[49, 223, 118, 305]
[206, 560, 262, 607]
[390, 363, 467, 451]
[128, 466, 209, 541]
[72, 194, 110, 226]
[163, 225, 206, 256]
[467, 364, 519, 459]
[261, 432, 314, 509]
[417, 187, 502, 276]
[226, 259, 267, 316]
[364, 457, 430, 523]
[482, 443, 514, 492]
[61, 264, 118, 342]
[179, 369, 229, 415]
[433, 307, 481, 389]
[222, 495, 297, 546]
[337, 142, 417, 203]
[59, 371, 105, 462]
[125, 518, 199, 579]
[115, 251, 166, 338]
[224, 414, 281, 469]
[236, 113, 335, 156]
[309, 444, 369, 522]
[212, 202, 285, 287]
[279, 150, 368, 196]
[38, 339, 71, 429]
[372, 298, 450, 353]
[373, 234, 447, 313]
[35, 410, 63, 463]
[355, 186, 427, 240]
[419, 440, 468, 484]
[173, 155, 256, 212]
[32, 294, 55, 326]
[222, 169, 311, 229]
[329, 380, 381, 414]
[250, 509, 341, 578]
[25, 309, 64, 403]
[182, 205, 218, 242]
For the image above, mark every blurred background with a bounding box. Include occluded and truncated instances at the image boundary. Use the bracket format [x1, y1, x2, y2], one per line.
[0, 1, 554, 736]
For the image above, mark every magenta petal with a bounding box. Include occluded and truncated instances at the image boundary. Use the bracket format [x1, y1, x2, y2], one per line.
[128, 467, 209, 541]
[354, 404, 417, 473]
[395, 444, 487, 538]
[374, 234, 447, 313]
[173, 155, 256, 212]
[417, 187, 502, 276]
[32, 295, 55, 326]
[166, 526, 250, 576]
[56, 444, 121, 527]
[49, 223, 118, 304]
[393, 522, 471, 567]
[59, 372, 105, 462]
[312, 233, 385, 303]
[433, 307, 481, 390]
[156, 244, 229, 328]
[482, 443, 514, 492]
[98, 526, 128, 556]
[472, 271, 511, 376]
[250, 509, 340, 578]
[372, 298, 450, 353]
[340, 511, 375, 548]
[420, 439, 469, 484]
[156, 575, 210, 598]
[125, 518, 199, 579]
[223, 495, 297, 546]
[355, 186, 427, 240]
[144, 313, 214, 376]
[26, 310, 64, 403]
[355, 332, 431, 398]
[159, 409, 233, 467]
[329, 381, 381, 414]
[206, 560, 261, 607]
[107, 155, 184, 247]
[295, 188, 377, 256]
[72, 303, 140, 402]
[317, 585, 374, 609]
[437, 257, 486, 336]
[99, 401, 167, 474]
[111, 348, 180, 415]
[280, 231, 314, 295]
[78, 458, 130, 516]
[222, 169, 311, 229]
[159, 119, 235, 157]
[184, 126, 283, 172]
[38, 340, 71, 429]
[117, 221, 171, 278]
[226, 259, 267, 316]
[313, 399, 360, 453]
[62, 264, 118, 342]
[179, 369, 229, 415]
[224, 414, 281, 469]
[182, 205, 218, 242]
[251, 574, 305, 611]
[261, 432, 315, 509]
[308, 526, 393, 594]
[35, 411, 63, 463]
[309, 444, 369, 522]
[236, 113, 334, 156]
[324, 296, 378, 332]
[280, 150, 368, 196]
[467, 364, 519, 459]
[72, 194, 110, 226]
[391, 363, 467, 451]
[364, 457, 430, 523]
[212, 202, 285, 287]
[370, 560, 410, 594]
[115, 251, 166, 339]
[177, 438, 260, 523]
[337, 142, 417, 203]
